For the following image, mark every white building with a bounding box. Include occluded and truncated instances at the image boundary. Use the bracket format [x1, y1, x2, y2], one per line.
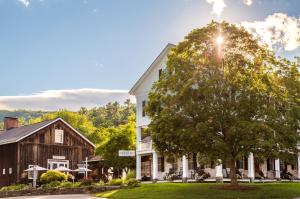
[129, 43, 300, 182]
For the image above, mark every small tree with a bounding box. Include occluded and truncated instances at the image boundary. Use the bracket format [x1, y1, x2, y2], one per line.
[146, 21, 300, 185]
[96, 115, 136, 177]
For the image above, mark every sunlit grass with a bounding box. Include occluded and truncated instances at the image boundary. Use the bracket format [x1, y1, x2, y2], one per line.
[95, 183, 300, 199]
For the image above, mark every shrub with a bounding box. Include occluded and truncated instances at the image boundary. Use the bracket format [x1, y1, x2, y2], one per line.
[66, 174, 74, 182]
[125, 178, 139, 187]
[41, 181, 61, 189]
[0, 184, 29, 192]
[40, 170, 67, 184]
[78, 179, 94, 187]
[92, 180, 106, 187]
[73, 182, 81, 188]
[108, 178, 123, 186]
[59, 181, 73, 188]
[125, 170, 136, 180]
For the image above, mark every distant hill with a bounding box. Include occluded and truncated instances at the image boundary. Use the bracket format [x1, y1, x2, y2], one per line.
[0, 110, 49, 130]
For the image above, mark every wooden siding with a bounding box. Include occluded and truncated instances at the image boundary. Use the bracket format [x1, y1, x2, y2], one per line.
[0, 143, 18, 186]
[0, 120, 94, 186]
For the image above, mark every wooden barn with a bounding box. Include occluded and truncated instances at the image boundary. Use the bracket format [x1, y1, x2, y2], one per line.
[0, 117, 95, 186]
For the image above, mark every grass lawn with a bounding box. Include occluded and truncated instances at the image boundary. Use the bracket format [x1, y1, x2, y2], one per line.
[96, 183, 300, 199]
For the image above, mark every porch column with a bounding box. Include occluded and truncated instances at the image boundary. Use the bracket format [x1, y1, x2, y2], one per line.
[275, 158, 280, 179]
[136, 154, 141, 180]
[136, 127, 141, 151]
[298, 153, 300, 179]
[215, 159, 223, 182]
[152, 152, 158, 182]
[182, 155, 188, 182]
[248, 153, 255, 182]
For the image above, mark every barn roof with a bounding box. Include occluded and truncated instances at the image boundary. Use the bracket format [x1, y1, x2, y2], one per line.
[0, 118, 95, 147]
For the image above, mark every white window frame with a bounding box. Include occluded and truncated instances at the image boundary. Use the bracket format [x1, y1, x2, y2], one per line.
[47, 159, 69, 170]
[2, 169, 5, 175]
[9, 168, 12, 175]
[54, 129, 64, 144]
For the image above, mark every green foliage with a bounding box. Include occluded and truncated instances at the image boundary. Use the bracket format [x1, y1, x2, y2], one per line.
[0, 110, 47, 130]
[78, 179, 94, 187]
[146, 21, 300, 185]
[40, 170, 67, 184]
[41, 181, 61, 189]
[96, 115, 136, 173]
[59, 181, 73, 188]
[0, 184, 29, 192]
[108, 179, 124, 186]
[125, 170, 136, 180]
[124, 178, 139, 187]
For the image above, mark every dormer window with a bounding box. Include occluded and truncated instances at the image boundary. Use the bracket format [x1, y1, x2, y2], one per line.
[159, 69, 163, 79]
[142, 101, 146, 117]
[55, 129, 64, 144]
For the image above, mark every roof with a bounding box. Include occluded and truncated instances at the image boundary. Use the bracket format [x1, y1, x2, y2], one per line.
[0, 118, 96, 148]
[129, 43, 175, 95]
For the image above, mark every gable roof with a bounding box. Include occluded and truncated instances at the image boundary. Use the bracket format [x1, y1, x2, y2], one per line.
[129, 43, 175, 95]
[0, 118, 96, 148]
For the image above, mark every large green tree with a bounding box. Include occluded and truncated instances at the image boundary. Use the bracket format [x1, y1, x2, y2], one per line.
[146, 21, 300, 185]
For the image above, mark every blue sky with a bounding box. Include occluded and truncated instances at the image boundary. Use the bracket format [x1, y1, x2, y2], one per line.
[0, 0, 299, 110]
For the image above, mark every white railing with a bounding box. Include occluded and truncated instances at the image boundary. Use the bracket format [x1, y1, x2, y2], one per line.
[139, 140, 152, 151]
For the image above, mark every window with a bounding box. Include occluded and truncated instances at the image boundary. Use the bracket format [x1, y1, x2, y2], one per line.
[9, 168, 12, 175]
[142, 101, 146, 117]
[2, 169, 5, 175]
[267, 158, 275, 171]
[55, 129, 64, 144]
[158, 69, 163, 79]
[158, 156, 165, 172]
[188, 154, 197, 170]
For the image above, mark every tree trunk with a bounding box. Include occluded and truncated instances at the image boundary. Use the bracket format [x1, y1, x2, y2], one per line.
[229, 158, 238, 186]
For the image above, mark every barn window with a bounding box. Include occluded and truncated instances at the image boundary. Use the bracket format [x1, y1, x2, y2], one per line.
[55, 129, 64, 144]
[2, 169, 5, 175]
[9, 168, 12, 174]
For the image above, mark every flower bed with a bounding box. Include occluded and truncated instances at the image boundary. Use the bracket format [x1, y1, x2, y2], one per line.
[0, 185, 121, 198]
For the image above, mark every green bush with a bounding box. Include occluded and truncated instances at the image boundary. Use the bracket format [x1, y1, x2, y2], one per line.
[78, 179, 94, 187]
[92, 180, 106, 187]
[59, 181, 73, 188]
[41, 181, 61, 189]
[125, 178, 139, 187]
[40, 170, 67, 184]
[73, 182, 81, 188]
[108, 178, 123, 186]
[0, 184, 29, 192]
[126, 170, 136, 180]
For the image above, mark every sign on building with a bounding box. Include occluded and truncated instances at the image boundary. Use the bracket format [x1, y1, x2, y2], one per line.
[118, 150, 135, 157]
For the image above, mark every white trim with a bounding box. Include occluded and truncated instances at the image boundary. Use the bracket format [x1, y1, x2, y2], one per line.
[1, 118, 96, 148]
[129, 43, 175, 95]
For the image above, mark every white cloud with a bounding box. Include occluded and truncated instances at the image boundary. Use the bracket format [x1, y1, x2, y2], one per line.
[242, 13, 300, 51]
[243, 0, 253, 6]
[18, 0, 30, 7]
[206, 0, 226, 17]
[0, 89, 135, 111]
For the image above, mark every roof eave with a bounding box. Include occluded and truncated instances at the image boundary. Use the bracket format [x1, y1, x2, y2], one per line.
[129, 43, 175, 95]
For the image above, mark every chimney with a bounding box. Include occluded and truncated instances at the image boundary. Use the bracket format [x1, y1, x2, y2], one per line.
[4, 117, 19, 131]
